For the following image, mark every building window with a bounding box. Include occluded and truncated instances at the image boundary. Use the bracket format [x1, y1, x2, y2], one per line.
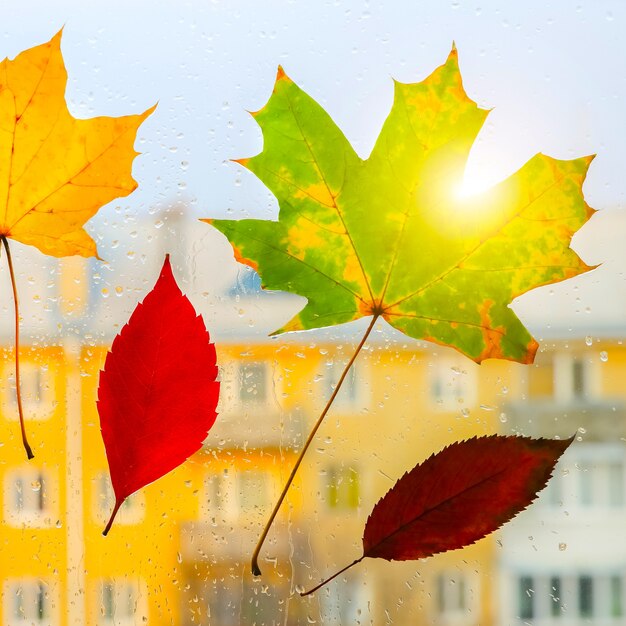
[1, 360, 54, 420]
[205, 469, 235, 521]
[515, 573, 623, 622]
[436, 571, 476, 619]
[4, 580, 53, 625]
[572, 358, 586, 397]
[319, 577, 368, 624]
[203, 576, 288, 626]
[205, 469, 272, 521]
[579, 575, 594, 618]
[539, 443, 626, 510]
[548, 576, 563, 617]
[611, 576, 624, 618]
[239, 362, 267, 403]
[238, 471, 270, 514]
[93, 473, 144, 526]
[97, 579, 145, 625]
[428, 357, 477, 411]
[325, 465, 360, 510]
[322, 360, 368, 410]
[553, 353, 597, 402]
[518, 576, 534, 620]
[3, 468, 54, 527]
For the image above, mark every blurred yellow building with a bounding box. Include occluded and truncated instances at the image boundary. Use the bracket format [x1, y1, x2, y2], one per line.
[0, 253, 625, 625]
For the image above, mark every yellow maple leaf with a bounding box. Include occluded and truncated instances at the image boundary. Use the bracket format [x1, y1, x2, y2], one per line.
[0, 30, 154, 257]
[0, 31, 154, 459]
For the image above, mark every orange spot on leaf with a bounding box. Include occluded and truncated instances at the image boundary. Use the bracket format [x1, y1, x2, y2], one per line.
[358, 298, 377, 318]
[475, 299, 506, 362]
[276, 66, 288, 83]
[232, 245, 259, 273]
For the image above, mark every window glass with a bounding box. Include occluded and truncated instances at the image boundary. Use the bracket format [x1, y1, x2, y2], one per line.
[0, 3, 623, 626]
[239, 362, 267, 403]
[518, 576, 534, 620]
[4, 579, 55, 625]
[0, 357, 56, 420]
[428, 356, 477, 411]
[3, 468, 55, 527]
[324, 465, 360, 510]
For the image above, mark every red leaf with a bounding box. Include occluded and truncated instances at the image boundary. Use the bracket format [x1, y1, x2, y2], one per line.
[302, 434, 573, 596]
[363, 434, 574, 560]
[97, 255, 219, 534]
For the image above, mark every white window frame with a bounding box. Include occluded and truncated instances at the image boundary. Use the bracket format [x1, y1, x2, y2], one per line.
[434, 570, 479, 625]
[3, 578, 57, 626]
[96, 578, 147, 626]
[321, 358, 370, 412]
[428, 355, 477, 411]
[3, 467, 56, 528]
[217, 360, 278, 415]
[553, 352, 600, 403]
[511, 571, 625, 623]
[537, 442, 626, 512]
[204, 468, 274, 522]
[319, 574, 369, 623]
[1, 359, 55, 421]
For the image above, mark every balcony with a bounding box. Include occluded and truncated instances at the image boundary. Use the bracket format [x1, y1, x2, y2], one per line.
[502, 398, 626, 441]
[206, 403, 306, 450]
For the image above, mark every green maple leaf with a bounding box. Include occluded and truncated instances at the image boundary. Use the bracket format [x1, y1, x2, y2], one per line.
[205, 49, 595, 364]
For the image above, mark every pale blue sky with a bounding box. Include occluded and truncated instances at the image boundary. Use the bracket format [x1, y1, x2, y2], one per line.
[1, 0, 625, 338]
[3, 0, 624, 213]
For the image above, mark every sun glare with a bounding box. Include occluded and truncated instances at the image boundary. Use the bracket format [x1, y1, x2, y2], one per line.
[454, 172, 495, 201]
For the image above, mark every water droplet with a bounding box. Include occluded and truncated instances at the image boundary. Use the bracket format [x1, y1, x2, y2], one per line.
[461, 408, 470, 418]
[101, 288, 110, 298]
[31, 480, 41, 492]
[600, 351, 608, 362]
[585, 336, 593, 346]
[559, 542, 567, 551]
[177, 552, 182, 563]
[55, 520, 62, 528]
[499, 412, 508, 423]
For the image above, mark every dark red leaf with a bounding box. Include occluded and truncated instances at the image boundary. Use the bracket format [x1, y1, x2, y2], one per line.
[97, 255, 219, 534]
[363, 434, 574, 560]
[302, 434, 573, 596]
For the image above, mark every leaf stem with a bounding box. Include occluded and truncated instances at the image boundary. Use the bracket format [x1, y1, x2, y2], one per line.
[103, 499, 123, 536]
[251, 314, 379, 576]
[1, 236, 33, 460]
[300, 556, 364, 597]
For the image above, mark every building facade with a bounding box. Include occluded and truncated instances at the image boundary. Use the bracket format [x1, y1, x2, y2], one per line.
[0, 244, 624, 625]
